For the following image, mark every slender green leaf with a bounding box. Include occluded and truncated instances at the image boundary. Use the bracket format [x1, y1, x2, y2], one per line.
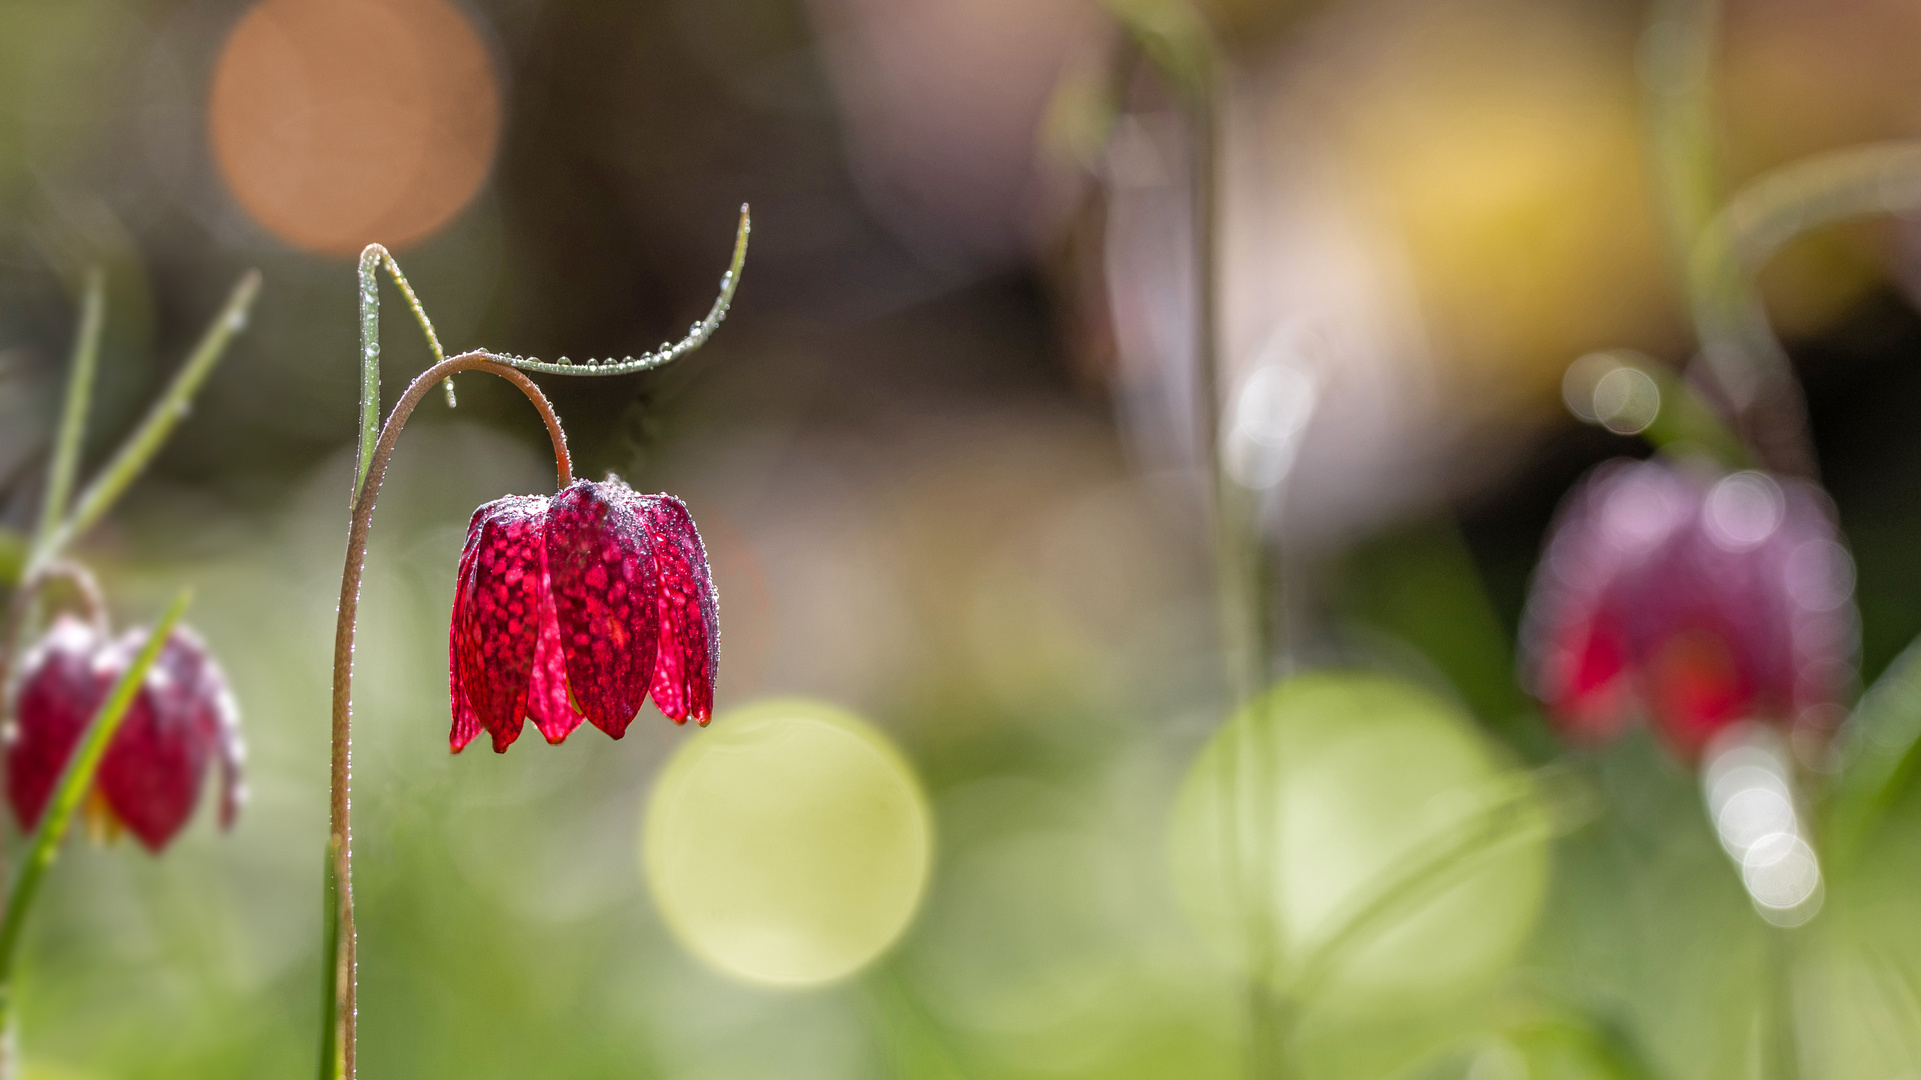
[1825, 637, 1921, 872]
[32, 271, 260, 574]
[355, 246, 384, 502]
[0, 530, 24, 590]
[1283, 772, 1560, 1004]
[35, 267, 105, 553]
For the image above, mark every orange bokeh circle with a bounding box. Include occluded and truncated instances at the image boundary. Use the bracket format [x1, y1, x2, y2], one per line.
[209, 0, 501, 256]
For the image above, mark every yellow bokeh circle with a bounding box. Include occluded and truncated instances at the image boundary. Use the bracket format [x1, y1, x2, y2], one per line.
[643, 699, 932, 986]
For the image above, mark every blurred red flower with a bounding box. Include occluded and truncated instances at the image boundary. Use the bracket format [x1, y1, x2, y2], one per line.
[449, 479, 719, 753]
[7, 617, 244, 851]
[1523, 459, 1856, 760]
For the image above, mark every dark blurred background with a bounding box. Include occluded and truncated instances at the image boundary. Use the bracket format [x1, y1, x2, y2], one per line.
[6, 0, 1921, 1077]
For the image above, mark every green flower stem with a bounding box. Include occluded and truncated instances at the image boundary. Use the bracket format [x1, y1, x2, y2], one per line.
[33, 268, 106, 555]
[28, 271, 261, 578]
[0, 591, 190, 1063]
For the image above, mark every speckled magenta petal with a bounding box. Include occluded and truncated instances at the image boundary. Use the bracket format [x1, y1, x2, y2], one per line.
[455, 495, 549, 752]
[448, 518, 484, 753]
[211, 670, 246, 832]
[635, 493, 719, 724]
[98, 626, 227, 852]
[545, 480, 659, 739]
[525, 581, 580, 744]
[6, 617, 111, 832]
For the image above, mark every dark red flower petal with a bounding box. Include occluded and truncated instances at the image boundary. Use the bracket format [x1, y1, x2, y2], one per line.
[1522, 459, 1859, 762]
[98, 626, 237, 851]
[7, 617, 244, 851]
[525, 596, 580, 744]
[1523, 459, 1691, 745]
[634, 493, 719, 725]
[1631, 473, 1855, 758]
[455, 495, 550, 752]
[1540, 605, 1632, 745]
[449, 524, 484, 753]
[545, 480, 660, 739]
[6, 617, 110, 832]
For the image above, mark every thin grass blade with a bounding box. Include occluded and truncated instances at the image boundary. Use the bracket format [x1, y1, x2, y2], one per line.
[36, 272, 260, 571]
[34, 268, 105, 554]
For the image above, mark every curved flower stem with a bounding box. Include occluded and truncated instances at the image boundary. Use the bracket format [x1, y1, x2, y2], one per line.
[325, 353, 570, 1079]
[1687, 139, 1921, 476]
[1691, 140, 1921, 476]
[474, 206, 750, 377]
[0, 591, 190, 1076]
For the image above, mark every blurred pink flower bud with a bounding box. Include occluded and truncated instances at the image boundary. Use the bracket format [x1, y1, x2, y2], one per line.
[450, 479, 719, 753]
[1523, 459, 1856, 760]
[7, 617, 245, 851]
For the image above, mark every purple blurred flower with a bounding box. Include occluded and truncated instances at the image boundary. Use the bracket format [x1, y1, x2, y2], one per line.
[6, 617, 244, 851]
[1522, 459, 1856, 760]
[450, 478, 719, 753]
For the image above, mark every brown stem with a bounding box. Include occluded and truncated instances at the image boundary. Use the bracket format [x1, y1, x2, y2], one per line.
[328, 353, 570, 1077]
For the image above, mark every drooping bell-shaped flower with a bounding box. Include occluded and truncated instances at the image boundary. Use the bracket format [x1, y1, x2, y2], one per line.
[449, 478, 719, 753]
[1523, 459, 1856, 760]
[6, 616, 245, 851]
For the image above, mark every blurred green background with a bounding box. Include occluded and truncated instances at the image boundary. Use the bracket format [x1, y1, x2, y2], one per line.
[7, 0, 1921, 1077]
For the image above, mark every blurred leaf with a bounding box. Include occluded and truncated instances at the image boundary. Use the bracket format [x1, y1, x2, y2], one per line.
[34, 267, 104, 553]
[1825, 635, 1921, 872]
[1339, 519, 1551, 757]
[0, 529, 24, 588]
[32, 271, 260, 574]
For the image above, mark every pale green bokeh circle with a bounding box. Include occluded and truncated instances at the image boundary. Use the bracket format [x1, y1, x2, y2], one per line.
[1171, 672, 1550, 1005]
[643, 699, 933, 986]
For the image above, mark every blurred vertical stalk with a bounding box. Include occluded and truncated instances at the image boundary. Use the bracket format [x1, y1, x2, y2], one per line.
[1643, 0, 1816, 476]
[1187, 62, 1289, 1080]
[1103, 3, 1288, 1072]
[1761, 927, 1802, 1080]
[1643, 6, 1807, 1072]
[1642, 0, 1721, 283]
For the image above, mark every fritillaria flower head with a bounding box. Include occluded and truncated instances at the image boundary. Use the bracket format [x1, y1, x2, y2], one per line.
[6, 616, 245, 851]
[1522, 458, 1856, 761]
[450, 476, 719, 753]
